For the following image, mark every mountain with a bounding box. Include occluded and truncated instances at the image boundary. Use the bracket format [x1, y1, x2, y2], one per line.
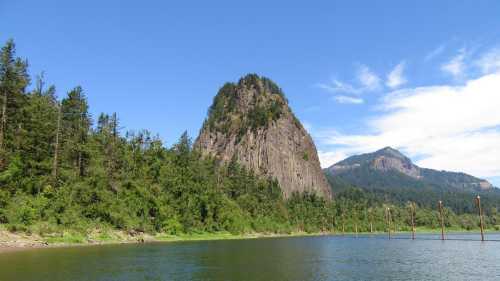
[194, 74, 331, 199]
[326, 147, 494, 193]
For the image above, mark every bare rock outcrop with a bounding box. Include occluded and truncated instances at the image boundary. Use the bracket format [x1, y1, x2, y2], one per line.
[194, 74, 331, 199]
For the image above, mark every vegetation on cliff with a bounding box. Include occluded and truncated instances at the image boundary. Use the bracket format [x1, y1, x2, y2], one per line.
[196, 74, 332, 198]
[204, 74, 287, 140]
[0, 41, 333, 237]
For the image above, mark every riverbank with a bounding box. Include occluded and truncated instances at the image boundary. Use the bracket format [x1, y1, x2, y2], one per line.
[1, 226, 495, 253]
[0, 227, 331, 253]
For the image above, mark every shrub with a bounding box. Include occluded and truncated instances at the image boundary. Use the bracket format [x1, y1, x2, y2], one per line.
[162, 218, 183, 235]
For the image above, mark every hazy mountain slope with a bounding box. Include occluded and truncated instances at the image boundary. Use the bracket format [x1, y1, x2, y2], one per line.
[326, 147, 493, 193]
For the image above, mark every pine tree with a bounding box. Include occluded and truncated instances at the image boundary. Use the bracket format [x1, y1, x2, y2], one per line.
[61, 86, 91, 177]
[22, 75, 59, 192]
[0, 39, 29, 169]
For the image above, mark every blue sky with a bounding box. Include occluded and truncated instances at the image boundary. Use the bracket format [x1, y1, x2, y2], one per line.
[2, 1, 500, 185]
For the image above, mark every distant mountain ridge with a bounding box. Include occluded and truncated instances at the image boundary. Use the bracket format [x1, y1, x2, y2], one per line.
[326, 147, 494, 192]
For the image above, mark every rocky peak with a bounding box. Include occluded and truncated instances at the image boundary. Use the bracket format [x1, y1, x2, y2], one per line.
[371, 147, 421, 178]
[195, 74, 332, 199]
[376, 147, 407, 159]
[326, 147, 494, 192]
[204, 74, 289, 139]
[329, 147, 421, 179]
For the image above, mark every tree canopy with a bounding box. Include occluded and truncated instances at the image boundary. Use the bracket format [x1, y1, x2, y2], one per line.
[0, 40, 498, 239]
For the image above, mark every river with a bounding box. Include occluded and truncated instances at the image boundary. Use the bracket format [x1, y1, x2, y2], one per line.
[1, 233, 499, 281]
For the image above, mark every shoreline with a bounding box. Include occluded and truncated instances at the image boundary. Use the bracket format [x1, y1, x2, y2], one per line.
[1, 228, 495, 254]
[0, 230, 331, 253]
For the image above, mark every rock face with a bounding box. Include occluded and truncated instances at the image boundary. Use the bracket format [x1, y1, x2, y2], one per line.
[370, 147, 421, 179]
[326, 147, 494, 192]
[195, 74, 331, 199]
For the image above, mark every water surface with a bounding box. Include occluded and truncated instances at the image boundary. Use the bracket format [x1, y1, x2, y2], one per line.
[1, 233, 499, 281]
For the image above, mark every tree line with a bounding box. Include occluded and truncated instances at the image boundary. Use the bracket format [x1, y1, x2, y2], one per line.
[0, 40, 498, 239]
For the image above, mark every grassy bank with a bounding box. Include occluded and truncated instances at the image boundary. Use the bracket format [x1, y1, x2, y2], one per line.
[2, 223, 499, 253]
[0, 225, 333, 252]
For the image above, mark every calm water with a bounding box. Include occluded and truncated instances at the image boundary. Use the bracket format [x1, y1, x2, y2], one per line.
[1, 233, 499, 281]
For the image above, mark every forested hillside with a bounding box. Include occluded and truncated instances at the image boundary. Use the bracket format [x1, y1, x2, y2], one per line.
[0, 40, 336, 236]
[0, 40, 498, 241]
[325, 147, 500, 216]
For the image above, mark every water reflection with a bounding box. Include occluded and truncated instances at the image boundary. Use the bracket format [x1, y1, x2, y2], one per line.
[0, 234, 499, 281]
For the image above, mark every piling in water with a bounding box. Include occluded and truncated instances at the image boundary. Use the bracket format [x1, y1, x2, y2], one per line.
[386, 207, 392, 239]
[368, 208, 374, 234]
[409, 202, 416, 240]
[475, 195, 485, 242]
[438, 200, 445, 240]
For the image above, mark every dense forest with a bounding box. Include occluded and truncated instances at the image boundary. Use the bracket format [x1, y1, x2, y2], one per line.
[0, 40, 498, 241]
[326, 168, 500, 216]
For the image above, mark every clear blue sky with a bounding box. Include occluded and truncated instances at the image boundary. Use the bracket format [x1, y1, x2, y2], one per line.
[2, 1, 500, 185]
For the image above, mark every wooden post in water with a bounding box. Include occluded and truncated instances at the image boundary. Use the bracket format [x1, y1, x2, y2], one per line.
[438, 200, 445, 240]
[353, 209, 358, 238]
[386, 207, 392, 239]
[410, 202, 416, 240]
[341, 212, 345, 236]
[384, 207, 388, 238]
[475, 195, 485, 242]
[368, 209, 374, 234]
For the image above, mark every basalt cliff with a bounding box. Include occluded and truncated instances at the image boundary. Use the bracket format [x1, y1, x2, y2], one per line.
[194, 74, 332, 199]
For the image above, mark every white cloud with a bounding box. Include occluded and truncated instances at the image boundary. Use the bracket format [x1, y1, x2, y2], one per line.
[317, 80, 362, 95]
[476, 48, 500, 74]
[386, 62, 407, 89]
[424, 44, 445, 62]
[357, 64, 381, 90]
[441, 48, 467, 78]
[317, 71, 500, 180]
[318, 150, 349, 168]
[334, 95, 364, 104]
[317, 65, 381, 101]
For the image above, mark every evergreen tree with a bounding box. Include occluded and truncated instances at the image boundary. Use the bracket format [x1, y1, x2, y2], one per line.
[0, 39, 30, 168]
[0, 39, 498, 238]
[61, 86, 91, 178]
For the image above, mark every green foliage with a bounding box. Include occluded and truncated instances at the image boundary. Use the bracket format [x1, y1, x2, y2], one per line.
[0, 40, 496, 240]
[302, 152, 309, 161]
[205, 74, 286, 142]
[162, 218, 183, 235]
[326, 167, 500, 216]
[326, 147, 500, 215]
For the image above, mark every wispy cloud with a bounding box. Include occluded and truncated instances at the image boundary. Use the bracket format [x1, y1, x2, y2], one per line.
[317, 80, 362, 95]
[424, 44, 445, 62]
[357, 64, 381, 90]
[386, 61, 407, 89]
[441, 48, 467, 78]
[316, 70, 500, 181]
[317, 65, 381, 104]
[334, 95, 364, 104]
[476, 47, 500, 74]
[318, 150, 349, 169]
